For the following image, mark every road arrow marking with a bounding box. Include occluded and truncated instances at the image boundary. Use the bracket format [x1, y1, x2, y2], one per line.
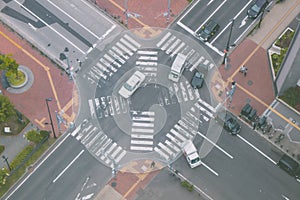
[239, 16, 248, 28]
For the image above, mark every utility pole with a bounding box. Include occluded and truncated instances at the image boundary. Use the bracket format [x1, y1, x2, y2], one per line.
[222, 19, 235, 65]
[2, 156, 11, 171]
[45, 98, 57, 139]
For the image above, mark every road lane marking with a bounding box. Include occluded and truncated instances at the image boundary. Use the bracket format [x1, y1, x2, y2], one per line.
[177, 0, 200, 22]
[202, 161, 219, 176]
[4, 133, 71, 200]
[194, 0, 227, 33]
[47, 0, 101, 40]
[197, 132, 233, 159]
[237, 134, 277, 165]
[13, 0, 86, 54]
[53, 149, 85, 183]
[211, 0, 252, 44]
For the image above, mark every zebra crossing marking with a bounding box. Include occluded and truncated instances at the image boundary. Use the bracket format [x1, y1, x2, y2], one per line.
[132, 122, 154, 127]
[170, 129, 187, 141]
[112, 46, 130, 60]
[158, 142, 174, 155]
[171, 42, 185, 58]
[108, 50, 126, 65]
[138, 56, 158, 61]
[156, 32, 171, 47]
[132, 128, 154, 133]
[131, 140, 153, 145]
[111, 146, 122, 158]
[120, 38, 137, 52]
[137, 50, 158, 55]
[165, 140, 180, 152]
[115, 151, 127, 163]
[161, 35, 176, 51]
[136, 61, 157, 66]
[131, 134, 153, 139]
[132, 116, 155, 122]
[166, 133, 183, 147]
[166, 38, 181, 55]
[124, 34, 141, 48]
[131, 146, 153, 151]
[116, 42, 134, 56]
[154, 146, 169, 160]
[88, 99, 95, 118]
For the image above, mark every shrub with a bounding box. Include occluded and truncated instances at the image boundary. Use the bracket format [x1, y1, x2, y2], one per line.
[10, 145, 34, 170]
[0, 146, 4, 155]
[25, 130, 48, 144]
[0, 168, 9, 186]
[181, 180, 194, 191]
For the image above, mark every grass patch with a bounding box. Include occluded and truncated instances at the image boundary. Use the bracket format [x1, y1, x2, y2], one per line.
[0, 112, 29, 135]
[6, 70, 26, 86]
[0, 138, 55, 198]
[0, 145, 4, 155]
[275, 29, 294, 48]
[279, 87, 300, 109]
[181, 180, 194, 192]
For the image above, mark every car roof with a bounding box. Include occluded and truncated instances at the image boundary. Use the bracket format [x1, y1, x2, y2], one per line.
[206, 20, 218, 30]
[254, 0, 267, 7]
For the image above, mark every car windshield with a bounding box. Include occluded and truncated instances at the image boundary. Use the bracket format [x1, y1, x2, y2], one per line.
[191, 157, 200, 164]
[124, 82, 135, 91]
[251, 4, 260, 13]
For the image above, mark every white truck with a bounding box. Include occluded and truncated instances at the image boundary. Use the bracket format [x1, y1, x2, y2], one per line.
[182, 140, 201, 168]
[168, 53, 187, 82]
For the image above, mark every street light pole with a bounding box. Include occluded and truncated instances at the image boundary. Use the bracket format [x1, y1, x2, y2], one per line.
[2, 156, 11, 171]
[45, 98, 57, 139]
[222, 19, 235, 64]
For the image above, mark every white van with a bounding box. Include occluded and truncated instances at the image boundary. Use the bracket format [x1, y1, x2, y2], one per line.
[182, 140, 201, 168]
[168, 53, 187, 82]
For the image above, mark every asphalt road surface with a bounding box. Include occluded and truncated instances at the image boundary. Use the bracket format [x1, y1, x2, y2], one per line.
[3, 134, 112, 200]
[0, 0, 123, 72]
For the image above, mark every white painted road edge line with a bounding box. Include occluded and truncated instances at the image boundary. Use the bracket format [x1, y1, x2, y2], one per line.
[47, 0, 101, 40]
[177, 0, 200, 23]
[4, 133, 71, 200]
[237, 134, 277, 165]
[53, 149, 85, 183]
[13, 0, 86, 54]
[202, 161, 219, 176]
[197, 131, 234, 159]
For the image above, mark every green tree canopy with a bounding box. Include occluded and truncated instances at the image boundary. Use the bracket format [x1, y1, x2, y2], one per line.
[0, 95, 15, 123]
[0, 54, 19, 77]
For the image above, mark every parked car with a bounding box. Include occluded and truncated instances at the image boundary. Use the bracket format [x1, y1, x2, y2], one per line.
[278, 154, 300, 181]
[247, 0, 268, 19]
[118, 71, 146, 98]
[224, 115, 241, 135]
[195, 20, 219, 42]
[240, 103, 252, 118]
[191, 71, 204, 89]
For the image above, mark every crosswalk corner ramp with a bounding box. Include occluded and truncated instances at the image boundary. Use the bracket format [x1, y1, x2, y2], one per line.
[119, 159, 164, 174]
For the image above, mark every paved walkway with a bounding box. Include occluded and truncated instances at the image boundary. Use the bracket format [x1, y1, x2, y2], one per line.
[0, 22, 76, 168]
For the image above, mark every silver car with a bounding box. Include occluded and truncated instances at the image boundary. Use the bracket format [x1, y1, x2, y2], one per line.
[118, 71, 146, 98]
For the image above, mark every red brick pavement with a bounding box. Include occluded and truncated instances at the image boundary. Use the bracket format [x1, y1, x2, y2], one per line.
[0, 24, 75, 136]
[96, 0, 188, 29]
[108, 170, 160, 200]
[219, 39, 276, 116]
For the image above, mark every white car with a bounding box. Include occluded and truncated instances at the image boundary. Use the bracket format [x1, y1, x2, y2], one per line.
[118, 71, 146, 98]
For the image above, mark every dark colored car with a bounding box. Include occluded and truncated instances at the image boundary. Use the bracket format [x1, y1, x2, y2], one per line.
[241, 103, 252, 117]
[195, 20, 219, 42]
[224, 115, 241, 135]
[191, 71, 204, 89]
[247, 0, 268, 19]
[278, 154, 300, 180]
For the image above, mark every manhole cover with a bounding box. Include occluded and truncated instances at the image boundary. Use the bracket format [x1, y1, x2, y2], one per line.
[111, 182, 117, 187]
[247, 80, 253, 86]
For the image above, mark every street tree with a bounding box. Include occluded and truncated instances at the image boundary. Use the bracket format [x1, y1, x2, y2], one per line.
[0, 54, 19, 78]
[0, 95, 15, 123]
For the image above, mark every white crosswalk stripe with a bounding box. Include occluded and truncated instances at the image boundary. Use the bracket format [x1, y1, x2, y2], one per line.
[71, 120, 127, 165]
[156, 32, 171, 47]
[130, 111, 155, 151]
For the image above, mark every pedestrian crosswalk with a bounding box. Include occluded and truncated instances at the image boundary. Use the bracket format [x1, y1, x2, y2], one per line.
[130, 111, 155, 151]
[84, 34, 141, 86]
[71, 120, 127, 167]
[88, 80, 200, 119]
[156, 31, 215, 72]
[83, 31, 215, 87]
[154, 98, 215, 161]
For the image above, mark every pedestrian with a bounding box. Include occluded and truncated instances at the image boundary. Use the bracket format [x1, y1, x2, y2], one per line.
[150, 161, 155, 168]
[252, 121, 257, 130]
[239, 65, 246, 73]
[243, 67, 248, 77]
